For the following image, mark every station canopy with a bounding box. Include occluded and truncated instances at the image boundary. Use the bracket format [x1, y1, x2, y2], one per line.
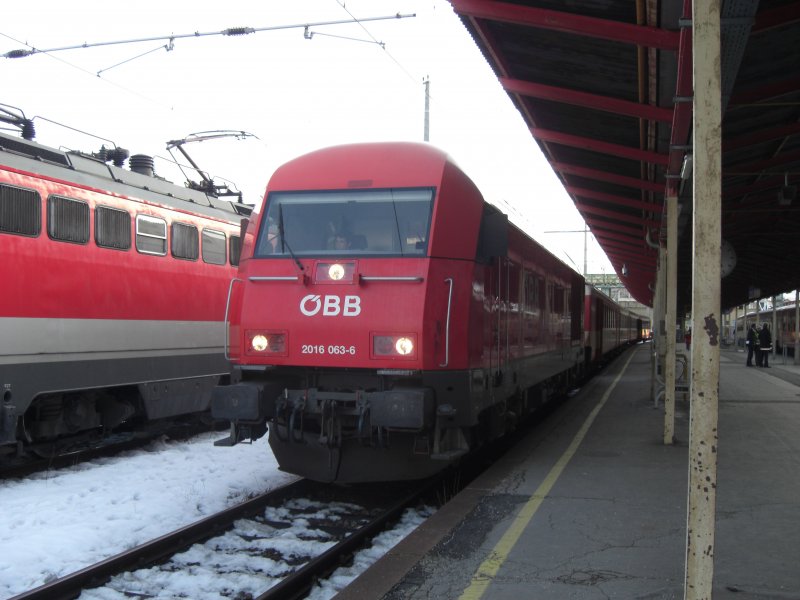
[452, 0, 800, 311]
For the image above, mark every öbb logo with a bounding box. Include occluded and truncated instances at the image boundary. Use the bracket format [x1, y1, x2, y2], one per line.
[300, 294, 362, 317]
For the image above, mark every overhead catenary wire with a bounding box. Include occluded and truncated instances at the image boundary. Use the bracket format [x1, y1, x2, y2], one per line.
[2, 14, 415, 59]
[334, 0, 419, 85]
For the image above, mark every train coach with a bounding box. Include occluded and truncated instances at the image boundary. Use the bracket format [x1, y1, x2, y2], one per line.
[0, 108, 251, 460]
[212, 141, 639, 484]
[584, 285, 643, 369]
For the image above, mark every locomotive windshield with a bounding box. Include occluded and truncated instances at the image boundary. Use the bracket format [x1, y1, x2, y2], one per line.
[254, 188, 433, 257]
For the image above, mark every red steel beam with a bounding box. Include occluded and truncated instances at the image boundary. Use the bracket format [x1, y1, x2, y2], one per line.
[500, 77, 674, 123]
[578, 203, 660, 227]
[665, 0, 693, 197]
[591, 226, 645, 245]
[752, 2, 800, 33]
[569, 186, 664, 213]
[450, 0, 679, 50]
[724, 174, 799, 202]
[728, 148, 800, 175]
[586, 217, 644, 237]
[729, 76, 800, 106]
[602, 244, 657, 261]
[591, 234, 648, 252]
[604, 251, 656, 268]
[531, 128, 669, 165]
[552, 161, 665, 193]
[724, 122, 800, 152]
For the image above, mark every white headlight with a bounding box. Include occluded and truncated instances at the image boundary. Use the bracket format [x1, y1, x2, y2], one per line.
[395, 337, 414, 355]
[328, 263, 345, 280]
[251, 334, 268, 352]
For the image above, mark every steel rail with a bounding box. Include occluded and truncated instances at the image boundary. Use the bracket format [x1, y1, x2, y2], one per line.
[254, 476, 441, 600]
[8, 479, 315, 600]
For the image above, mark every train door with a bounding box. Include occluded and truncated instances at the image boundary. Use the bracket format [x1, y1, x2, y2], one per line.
[496, 257, 510, 384]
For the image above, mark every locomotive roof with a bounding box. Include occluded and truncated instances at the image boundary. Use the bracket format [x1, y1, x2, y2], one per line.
[0, 129, 252, 221]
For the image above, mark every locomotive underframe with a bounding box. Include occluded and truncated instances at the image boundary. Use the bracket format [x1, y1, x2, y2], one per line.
[213, 345, 585, 482]
[0, 354, 223, 450]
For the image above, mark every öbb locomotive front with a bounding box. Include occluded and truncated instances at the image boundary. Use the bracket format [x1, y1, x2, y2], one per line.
[213, 142, 595, 483]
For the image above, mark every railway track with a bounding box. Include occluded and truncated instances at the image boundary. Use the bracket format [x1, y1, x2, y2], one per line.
[10, 477, 440, 600]
[8, 380, 575, 600]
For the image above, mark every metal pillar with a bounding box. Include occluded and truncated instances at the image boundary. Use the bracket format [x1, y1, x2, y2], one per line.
[664, 195, 678, 444]
[685, 1, 721, 598]
[771, 296, 777, 363]
[423, 77, 431, 142]
[795, 290, 799, 365]
[654, 247, 667, 402]
[652, 248, 666, 403]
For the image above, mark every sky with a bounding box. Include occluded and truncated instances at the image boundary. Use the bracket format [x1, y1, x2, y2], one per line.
[2, 0, 614, 275]
[0, 432, 433, 599]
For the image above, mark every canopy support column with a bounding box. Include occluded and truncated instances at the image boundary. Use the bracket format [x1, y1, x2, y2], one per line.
[685, 1, 722, 598]
[664, 195, 678, 444]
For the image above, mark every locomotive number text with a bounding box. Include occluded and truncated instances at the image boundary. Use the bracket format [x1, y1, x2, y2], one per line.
[301, 344, 357, 356]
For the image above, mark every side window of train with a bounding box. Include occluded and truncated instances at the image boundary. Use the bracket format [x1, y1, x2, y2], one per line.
[47, 195, 90, 244]
[136, 214, 167, 255]
[229, 235, 241, 266]
[202, 228, 227, 265]
[171, 222, 199, 261]
[0, 183, 41, 237]
[552, 285, 565, 315]
[96, 206, 131, 250]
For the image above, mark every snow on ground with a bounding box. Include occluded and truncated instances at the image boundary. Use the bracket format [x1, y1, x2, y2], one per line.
[0, 433, 432, 599]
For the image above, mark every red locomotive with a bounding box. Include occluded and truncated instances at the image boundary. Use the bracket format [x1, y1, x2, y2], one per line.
[0, 106, 251, 461]
[213, 141, 642, 483]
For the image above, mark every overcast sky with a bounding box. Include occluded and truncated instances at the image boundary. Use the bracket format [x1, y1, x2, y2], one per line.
[2, 0, 613, 274]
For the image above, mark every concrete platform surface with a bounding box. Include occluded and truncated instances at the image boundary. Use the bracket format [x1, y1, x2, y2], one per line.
[336, 344, 800, 599]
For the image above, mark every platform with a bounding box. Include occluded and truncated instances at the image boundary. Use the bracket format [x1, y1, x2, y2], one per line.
[337, 343, 800, 599]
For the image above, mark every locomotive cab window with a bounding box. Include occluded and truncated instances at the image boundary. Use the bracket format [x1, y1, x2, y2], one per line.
[135, 214, 167, 255]
[0, 184, 41, 237]
[255, 188, 433, 258]
[47, 195, 90, 244]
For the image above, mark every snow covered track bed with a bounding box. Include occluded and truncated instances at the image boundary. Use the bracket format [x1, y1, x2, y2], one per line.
[5, 437, 436, 600]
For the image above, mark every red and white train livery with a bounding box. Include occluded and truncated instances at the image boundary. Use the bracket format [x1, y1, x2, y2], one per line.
[0, 112, 250, 458]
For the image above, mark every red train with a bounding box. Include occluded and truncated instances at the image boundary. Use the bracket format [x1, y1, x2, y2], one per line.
[584, 285, 642, 368]
[0, 106, 251, 460]
[212, 141, 643, 483]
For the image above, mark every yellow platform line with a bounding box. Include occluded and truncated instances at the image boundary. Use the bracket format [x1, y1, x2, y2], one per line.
[458, 350, 637, 600]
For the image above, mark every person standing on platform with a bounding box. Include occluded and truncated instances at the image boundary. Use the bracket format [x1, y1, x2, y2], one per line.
[746, 324, 758, 366]
[744, 323, 758, 367]
[759, 322, 772, 368]
[684, 328, 692, 351]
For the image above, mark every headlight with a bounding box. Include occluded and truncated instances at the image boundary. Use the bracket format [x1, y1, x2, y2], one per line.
[395, 337, 414, 355]
[251, 334, 268, 352]
[246, 331, 287, 356]
[328, 263, 346, 280]
[372, 334, 417, 359]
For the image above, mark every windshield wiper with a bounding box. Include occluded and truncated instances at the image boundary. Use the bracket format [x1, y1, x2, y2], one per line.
[278, 204, 305, 274]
